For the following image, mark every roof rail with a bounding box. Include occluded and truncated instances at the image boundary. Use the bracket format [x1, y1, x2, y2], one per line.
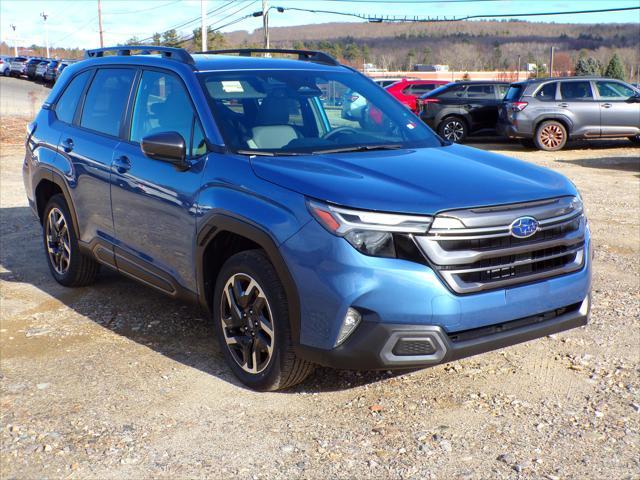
[85, 46, 195, 66]
[195, 48, 340, 67]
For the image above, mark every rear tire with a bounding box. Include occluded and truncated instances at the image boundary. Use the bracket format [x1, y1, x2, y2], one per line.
[628, 135, 640, 145]
[213, 250, 314, 391]
[535, 120, 567, 151]
[438, 116, 468, 143]
[42, 194, 100, 287]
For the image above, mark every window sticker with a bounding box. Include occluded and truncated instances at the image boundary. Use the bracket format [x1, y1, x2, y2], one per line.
[221, 80, 244, 93]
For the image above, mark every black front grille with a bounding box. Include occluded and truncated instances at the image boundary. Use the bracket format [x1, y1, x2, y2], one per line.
[447, 302, 582, 343]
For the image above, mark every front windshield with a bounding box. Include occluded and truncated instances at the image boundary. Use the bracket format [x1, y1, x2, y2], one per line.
[198, 69, 442, 155]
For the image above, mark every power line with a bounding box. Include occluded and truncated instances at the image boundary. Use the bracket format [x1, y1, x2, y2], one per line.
[281, 5, 640, 22]
[106, 0, 182, 15]
[137, 0, 239, 44]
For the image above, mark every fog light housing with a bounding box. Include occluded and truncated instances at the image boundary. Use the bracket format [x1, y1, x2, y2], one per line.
[336, 307, 361, 346]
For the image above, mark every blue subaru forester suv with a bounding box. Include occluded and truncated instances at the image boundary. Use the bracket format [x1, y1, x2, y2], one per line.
[23, 47, 592, 390]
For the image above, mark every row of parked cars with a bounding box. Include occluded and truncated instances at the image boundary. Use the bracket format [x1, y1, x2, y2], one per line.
[362, 76, 640, 151]
[0, 55, 77, 85]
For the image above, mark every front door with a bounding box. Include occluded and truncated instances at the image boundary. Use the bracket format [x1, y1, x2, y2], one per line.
[110, 69, 208, 294]
[594, 80, 640, 137]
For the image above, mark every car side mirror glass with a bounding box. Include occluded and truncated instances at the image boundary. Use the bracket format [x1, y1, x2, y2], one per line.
[141, 132, 187, 168]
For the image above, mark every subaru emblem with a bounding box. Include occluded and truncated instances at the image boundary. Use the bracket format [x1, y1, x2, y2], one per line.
[510, 216, 539, 238]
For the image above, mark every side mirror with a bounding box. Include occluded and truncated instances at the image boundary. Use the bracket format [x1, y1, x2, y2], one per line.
[141, 132, 187, 168]
[627, 94, 640, 103]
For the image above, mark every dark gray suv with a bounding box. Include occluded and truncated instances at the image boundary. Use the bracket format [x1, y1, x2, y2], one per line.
[499, 77, 640, 151]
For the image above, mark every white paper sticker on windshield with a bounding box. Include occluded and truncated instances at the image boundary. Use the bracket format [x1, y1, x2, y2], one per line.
[222, 81, 244, 93]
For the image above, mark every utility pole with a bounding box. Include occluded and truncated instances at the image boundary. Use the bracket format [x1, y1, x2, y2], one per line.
[41, 12, 50, 58]
[97, 0, 104, 47]
[10, 24, 17, 56]
[262, 0, 269, 50]
[516, 55, 521, 81]
[201, 0, 207, 52]
[549, 46, 555, 78]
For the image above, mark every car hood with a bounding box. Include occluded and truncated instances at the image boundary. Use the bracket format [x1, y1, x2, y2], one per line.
[250, 143, 577, 215]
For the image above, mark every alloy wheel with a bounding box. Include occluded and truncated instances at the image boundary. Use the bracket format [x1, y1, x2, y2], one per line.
[443, 120, 465, 141]
[45, 207, 71, 275]
[220, 273, 275, 374]
[539, 124, 564, 149]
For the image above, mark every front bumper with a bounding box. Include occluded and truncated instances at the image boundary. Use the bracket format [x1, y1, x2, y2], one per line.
[282, 219, 592, 361]
[298, 295, 589, 369]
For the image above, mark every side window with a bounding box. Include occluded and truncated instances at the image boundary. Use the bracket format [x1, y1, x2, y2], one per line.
[191, 120, 207, 157]
[535, 82, 557, 101]
[130, 70, 195, 148]
[466, 84, 495, 99]
[595, 81, 635, 99]
[410, 85, 435, 95]
[438, 85, 467, 99]
[55, 70, 92, 124]
[80, 68, 136, 136]
[560, 81, 594, 100]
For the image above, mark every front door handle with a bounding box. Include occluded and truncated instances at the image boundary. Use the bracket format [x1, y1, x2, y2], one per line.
[62, 138, 74, 153]
[601, 103, 612, 108]
[558, 103, 569, 108]
[113, 156, 132, 174]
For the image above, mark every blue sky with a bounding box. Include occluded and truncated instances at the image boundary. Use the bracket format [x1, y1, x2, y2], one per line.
[1, 0, 639, 49]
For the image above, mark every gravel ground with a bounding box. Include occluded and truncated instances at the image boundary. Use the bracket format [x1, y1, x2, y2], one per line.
[1, 110, 639, 479]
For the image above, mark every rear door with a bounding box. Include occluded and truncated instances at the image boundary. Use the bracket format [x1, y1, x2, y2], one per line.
[54, 68, 136, 260]
[558, 80, 600, 137]
[594, 80, 640, 137]
[111, 68, 207, 294]
[464, 84, 499, 131]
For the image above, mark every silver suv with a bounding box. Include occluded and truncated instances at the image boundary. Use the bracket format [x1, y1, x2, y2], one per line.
[499, 77, 640, 151]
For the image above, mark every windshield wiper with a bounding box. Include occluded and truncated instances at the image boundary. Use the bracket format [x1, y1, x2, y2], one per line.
[312, 144, 404, 154]
[235, 149, 304, 157]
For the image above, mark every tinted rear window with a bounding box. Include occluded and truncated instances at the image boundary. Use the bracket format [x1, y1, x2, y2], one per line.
[80, 68, 136, 136]
[535, 82, 557, 101]
[55, 70, 92, 124]
[504, 85, 524, 101]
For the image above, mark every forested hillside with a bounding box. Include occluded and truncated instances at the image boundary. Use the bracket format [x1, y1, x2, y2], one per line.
[225, 19, 639, 73]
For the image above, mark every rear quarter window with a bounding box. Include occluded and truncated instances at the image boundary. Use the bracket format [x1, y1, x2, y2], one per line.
[54, 70, 92, 124]
[504, 85, 524, 101]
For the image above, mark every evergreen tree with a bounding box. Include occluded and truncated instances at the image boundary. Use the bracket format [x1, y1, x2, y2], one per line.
[574, 56, 602, 76]
[162, 29, 180, 47]
[151, 33, 162, 46]
[604, 53, 625, 80]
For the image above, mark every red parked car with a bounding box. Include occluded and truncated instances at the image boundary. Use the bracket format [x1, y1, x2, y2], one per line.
[385, 79, 449, 112]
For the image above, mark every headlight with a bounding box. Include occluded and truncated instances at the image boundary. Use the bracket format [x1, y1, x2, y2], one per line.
[307, 200, 432, 257]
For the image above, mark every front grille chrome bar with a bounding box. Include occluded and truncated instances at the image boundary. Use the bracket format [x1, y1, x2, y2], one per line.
[414, 196, 586, 294]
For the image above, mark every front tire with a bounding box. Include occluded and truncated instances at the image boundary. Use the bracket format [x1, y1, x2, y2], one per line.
[213, 250, 314, 391]
[438, 116, 468, 143]
[42, 194, 100, 287]
[535, 120, 567, 151]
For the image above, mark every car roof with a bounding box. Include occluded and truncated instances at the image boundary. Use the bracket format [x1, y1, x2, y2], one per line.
[512, 76, 624, 85]
[75, 50, 347, 74]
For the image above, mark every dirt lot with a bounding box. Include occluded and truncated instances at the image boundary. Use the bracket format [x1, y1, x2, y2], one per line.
[1, 106, 639, 479]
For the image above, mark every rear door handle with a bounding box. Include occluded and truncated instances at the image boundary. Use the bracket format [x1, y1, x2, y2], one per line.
[61, 138, 74, 152]
[601, 103, 612, 108]
[558, 103, 569, 108]
[113, 156, 132, 174]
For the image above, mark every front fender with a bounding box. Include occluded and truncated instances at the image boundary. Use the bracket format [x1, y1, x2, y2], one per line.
[194, 153, 311, 342]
